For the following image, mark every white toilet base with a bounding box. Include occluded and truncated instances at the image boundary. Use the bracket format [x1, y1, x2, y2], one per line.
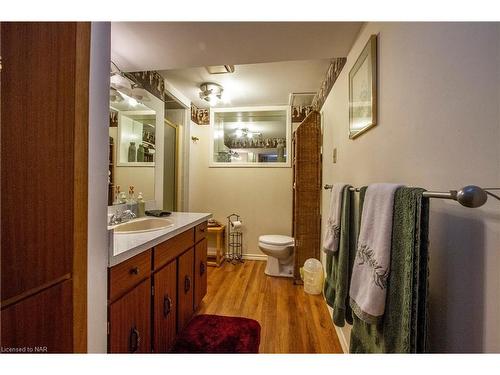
[264, 255, 294, 278]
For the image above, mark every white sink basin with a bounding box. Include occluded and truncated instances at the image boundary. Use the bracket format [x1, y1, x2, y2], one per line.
[113, 218, 174, 234]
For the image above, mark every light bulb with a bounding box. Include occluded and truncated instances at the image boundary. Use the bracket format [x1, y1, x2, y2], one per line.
[235, 129, 243, 138]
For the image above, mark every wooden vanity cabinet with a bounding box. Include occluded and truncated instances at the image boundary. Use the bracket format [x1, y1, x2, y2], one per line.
[177, 248, 195, 332]
[107, 221, 208, 353]
[194, 238, 208, 311]
[153, 260, 177, 352]
[109, 278, 151, 353]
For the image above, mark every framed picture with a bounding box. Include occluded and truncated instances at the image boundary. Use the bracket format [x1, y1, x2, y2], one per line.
[349, 34, 377, 139]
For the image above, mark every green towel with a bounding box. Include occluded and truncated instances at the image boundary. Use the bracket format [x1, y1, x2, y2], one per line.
[349, 187, 430, 353]
[324, 185, 356, 326]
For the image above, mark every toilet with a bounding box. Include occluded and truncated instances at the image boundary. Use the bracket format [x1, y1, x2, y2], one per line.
[258, 235, 295, 278]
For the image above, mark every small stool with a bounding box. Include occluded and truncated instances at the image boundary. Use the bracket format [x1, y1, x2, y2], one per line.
[171, 314, 261, 353]
[206, 225, 225, 267]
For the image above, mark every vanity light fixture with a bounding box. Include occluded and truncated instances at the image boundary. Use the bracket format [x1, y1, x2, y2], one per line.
[110, 61, 150, 104]
[199, 82, 224, 105]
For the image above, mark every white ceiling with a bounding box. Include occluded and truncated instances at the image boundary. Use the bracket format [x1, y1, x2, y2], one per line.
[111, 22, 362, 71]
[162, 59, 332, 108]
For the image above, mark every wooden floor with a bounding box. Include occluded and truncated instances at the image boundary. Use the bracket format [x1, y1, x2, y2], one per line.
[196, 260, 343, 353]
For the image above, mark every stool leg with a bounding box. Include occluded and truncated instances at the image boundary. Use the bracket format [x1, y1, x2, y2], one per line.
[216, 233, 221, 267]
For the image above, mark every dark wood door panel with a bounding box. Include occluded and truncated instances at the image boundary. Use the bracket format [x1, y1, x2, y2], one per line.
[109, 278, 151, 353]
[177, 248, 194, 332]
[0, 280, 73, 353]
[194, 238, 208, 311]
[153, 261, 177, 352]
[1, 22, 77, 300]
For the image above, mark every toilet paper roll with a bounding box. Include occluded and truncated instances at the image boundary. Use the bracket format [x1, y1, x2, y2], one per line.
[230, 220, 242, 229]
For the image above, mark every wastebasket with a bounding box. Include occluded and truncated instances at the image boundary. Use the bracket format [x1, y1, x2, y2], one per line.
[300, 258, 324, 295]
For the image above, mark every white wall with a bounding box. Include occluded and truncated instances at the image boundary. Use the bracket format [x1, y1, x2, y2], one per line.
[321, 22, 500, 353]
[87, 22, 111, 353]
[189, 122, 293, 258]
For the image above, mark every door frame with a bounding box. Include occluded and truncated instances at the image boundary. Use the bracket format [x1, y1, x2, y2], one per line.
[164, 118, 179, 211]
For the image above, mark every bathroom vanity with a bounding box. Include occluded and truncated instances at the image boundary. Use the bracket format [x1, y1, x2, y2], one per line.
[107, 213, 210, 353]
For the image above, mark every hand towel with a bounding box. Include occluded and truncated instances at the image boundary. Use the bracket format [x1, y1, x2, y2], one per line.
[324, 185, 353, 326]
[323, 183, 348, 253]
[349, 187, 430, 353]
[349, 183, 403, 323]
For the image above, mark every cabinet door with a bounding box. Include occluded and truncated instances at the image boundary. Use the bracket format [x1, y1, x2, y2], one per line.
[177, 248, 194, 332]
[1, 280, 73, 353]
[154, 261, 177, 352]
[194, 238, 208, 311]
[109, 278, 151, 353]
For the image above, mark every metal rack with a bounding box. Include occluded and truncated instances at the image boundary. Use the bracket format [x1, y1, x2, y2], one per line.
[323, 184, 500, 208]
[226, 214, 244, 264]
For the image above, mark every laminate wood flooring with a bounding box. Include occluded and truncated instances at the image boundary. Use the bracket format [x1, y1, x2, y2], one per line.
[196, 260, 343, 353]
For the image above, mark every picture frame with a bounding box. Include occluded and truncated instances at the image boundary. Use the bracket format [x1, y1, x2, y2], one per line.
[349, 34, 378, 139]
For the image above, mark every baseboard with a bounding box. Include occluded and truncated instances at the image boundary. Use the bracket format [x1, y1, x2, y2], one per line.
[208, 252, 267, 261]
[326, 305, 350, 353]
[334, 324, 349, 354]
[242, 254, 267, 261]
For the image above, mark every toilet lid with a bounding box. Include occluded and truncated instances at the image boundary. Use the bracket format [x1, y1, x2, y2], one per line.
[259, 235, 294, 246]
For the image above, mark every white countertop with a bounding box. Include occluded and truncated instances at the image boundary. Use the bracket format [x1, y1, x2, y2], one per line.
[108, 212, 212, 267]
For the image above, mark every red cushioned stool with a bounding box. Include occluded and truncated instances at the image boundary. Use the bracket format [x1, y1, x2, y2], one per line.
[171, 314, 261, 353]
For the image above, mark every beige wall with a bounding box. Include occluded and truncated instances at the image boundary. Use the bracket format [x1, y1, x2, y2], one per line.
[189, 122, 293, 257]
[322, 22, 500, 352]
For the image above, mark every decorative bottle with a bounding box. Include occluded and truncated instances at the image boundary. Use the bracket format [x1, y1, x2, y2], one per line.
[137, 192, 146, 217]
[137, 144, 145, 162]
[126, 185, 138, 216]
[128, 142, 136, 162]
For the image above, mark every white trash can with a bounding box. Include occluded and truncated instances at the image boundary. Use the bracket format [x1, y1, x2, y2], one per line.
[300, 258, 324, 295]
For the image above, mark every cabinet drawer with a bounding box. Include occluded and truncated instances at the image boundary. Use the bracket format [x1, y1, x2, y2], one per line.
[109, 249, 152, 302]
[194, 221, 207, 243]
[154, 229, 194, 270]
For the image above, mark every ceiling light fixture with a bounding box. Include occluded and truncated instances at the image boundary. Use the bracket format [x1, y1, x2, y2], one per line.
[199, 82, 223, 106]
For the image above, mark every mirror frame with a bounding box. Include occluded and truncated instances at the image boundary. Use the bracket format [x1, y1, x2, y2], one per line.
[208, 105, 292, 168]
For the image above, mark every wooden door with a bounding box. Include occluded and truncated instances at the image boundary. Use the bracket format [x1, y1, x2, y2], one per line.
[154, 261, 177, 352]
[109, 279, 151, 353]
[177, 248, 194, 332]
[1, 22, 90, 352]
[1, 279, 73, 353]
[194, 238, 208, 311]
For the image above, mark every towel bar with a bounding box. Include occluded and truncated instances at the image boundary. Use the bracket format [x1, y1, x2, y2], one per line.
[323, 184, 500, 208]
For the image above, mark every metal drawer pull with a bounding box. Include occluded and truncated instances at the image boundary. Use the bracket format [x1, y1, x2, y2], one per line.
[184, 276, 191, 293]
[163, 295, 172, 317]
[129, 266, 139, 275]
[129, 327, 141, 353]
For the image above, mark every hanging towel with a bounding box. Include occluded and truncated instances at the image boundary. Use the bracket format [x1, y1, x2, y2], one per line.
[324, 185, 354, 326]
[324, 185, 367, 327]
[349, 187, 430, 353]
[349, 183, 404, 324]
[323, 183, 348, 253]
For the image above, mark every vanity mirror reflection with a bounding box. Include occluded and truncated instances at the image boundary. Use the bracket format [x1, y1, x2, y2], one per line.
[108, 88, 164, 207]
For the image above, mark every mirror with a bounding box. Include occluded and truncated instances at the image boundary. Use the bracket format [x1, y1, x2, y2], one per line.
[109, 96, 157, 205]
[210, 106, 291, 167]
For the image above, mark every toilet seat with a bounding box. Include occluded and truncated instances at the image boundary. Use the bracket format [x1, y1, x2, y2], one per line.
[259, 235, 294, 246]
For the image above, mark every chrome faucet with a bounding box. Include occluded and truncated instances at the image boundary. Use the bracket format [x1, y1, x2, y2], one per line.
[109, 209, 136, 226]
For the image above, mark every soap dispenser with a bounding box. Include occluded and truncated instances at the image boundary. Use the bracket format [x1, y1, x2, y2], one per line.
[137, 192, 146, 217]
[127, 185, 138, 217]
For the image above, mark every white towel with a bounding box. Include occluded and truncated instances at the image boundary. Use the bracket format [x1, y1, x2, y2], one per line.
[323, 183, 348, 252]
[349, 183, 404, 323]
